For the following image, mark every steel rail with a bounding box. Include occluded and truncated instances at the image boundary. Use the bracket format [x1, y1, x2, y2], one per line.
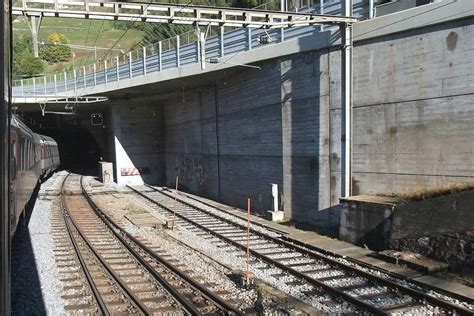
[162, 187, 474, 304]
[128, 185, 387, 315]
[84, 199, 244, 315]
[62, 174, 153, 315]
[59, 173, 110, 316]
[160, 186, 474, 308]
[80, 177, 239, 315]
[134, 185, 474, 315]
[158, 186, 287, 236]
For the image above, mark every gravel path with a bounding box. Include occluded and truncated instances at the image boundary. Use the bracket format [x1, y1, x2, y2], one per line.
[12, 173, 66, 315]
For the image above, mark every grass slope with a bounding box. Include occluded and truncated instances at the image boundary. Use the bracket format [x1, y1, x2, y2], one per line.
[13, 17, 144, 74]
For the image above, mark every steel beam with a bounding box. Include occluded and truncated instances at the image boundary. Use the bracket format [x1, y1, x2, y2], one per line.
[12, 95, 109, 104]
[13, 0, 357, 28]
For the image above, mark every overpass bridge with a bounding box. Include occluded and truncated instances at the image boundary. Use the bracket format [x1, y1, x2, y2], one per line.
[12, 0, 363, 105]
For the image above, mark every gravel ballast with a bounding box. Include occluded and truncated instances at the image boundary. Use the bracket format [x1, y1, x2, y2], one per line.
[12, 172, 66, 315]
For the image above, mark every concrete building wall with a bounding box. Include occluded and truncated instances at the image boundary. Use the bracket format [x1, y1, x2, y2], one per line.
[112, 16, 474, 231]
[350, 18, 474, 195]
[156, 51, 339, 230]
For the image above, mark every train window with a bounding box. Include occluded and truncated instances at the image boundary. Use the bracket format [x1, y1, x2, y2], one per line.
[20, 139, 24, 171]
[28, 141, 31, 168]
[29, 140, 31, 168]
[10, 140, 17, 180]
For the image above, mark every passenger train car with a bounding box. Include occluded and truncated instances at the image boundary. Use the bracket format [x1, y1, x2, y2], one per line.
[10, 115, 60, 235]
[1, 1, 11, 313]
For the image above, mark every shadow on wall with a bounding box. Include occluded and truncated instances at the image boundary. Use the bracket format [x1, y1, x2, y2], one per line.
[278, 28, 342, 234]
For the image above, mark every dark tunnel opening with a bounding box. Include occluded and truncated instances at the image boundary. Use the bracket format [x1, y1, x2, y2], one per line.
[42, 124, 102, 175]
[17, 105, 112, 177]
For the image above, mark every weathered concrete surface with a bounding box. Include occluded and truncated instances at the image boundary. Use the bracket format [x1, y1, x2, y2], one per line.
[339, 195, 398, 250]
[390, 189, 474, 241]
[110, 12, 474, 231]
[350, 19, 474, 196]
[340, 190, 474, 268]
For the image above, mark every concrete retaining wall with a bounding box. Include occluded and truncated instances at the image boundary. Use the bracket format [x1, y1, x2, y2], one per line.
[111, 14, 474, 231]
[340, 190, 474, 267]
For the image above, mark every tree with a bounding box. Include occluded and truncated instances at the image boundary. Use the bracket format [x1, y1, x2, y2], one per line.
[40, 32, 72, 63]
[12, 33, 44, 79]
[18, 55, 45, 78]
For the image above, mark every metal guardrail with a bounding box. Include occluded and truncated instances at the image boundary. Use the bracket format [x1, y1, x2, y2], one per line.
[12, 0, 367, 99]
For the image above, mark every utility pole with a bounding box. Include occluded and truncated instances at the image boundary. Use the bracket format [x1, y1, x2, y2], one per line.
[27, 16, 42, 58]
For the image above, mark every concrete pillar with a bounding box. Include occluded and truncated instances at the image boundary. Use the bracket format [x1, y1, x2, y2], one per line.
[29, 16, 41, 58]
[199, 31, 206, 70]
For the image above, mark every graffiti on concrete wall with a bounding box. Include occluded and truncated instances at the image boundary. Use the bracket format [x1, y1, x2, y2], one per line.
[176, 158, 207, 185]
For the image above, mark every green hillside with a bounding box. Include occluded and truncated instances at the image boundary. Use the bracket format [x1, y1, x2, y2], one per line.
[12, 0, 279, 78]
[13, 16, 145, 74]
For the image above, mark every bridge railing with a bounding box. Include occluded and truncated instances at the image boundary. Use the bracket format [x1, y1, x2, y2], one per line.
[12, 0, 367, 98]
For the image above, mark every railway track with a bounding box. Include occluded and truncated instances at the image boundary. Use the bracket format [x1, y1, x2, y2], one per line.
[129, 184, 474, 315]
[58, 173, 242, 315]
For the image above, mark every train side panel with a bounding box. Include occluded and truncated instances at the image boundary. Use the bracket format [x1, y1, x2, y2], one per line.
[9, 117, 41, 234]
[38, 134, 60, 177]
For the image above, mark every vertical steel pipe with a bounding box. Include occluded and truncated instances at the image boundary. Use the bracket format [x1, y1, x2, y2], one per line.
[142, 46, 147, 75]
[176, 35, 180, 67]
[93, 63, 97, 86]
[247, 28, 252, 50]
[116, 56, 120, 81]
[82, 66, 86, 88]
[341, 0, 353, 198]
[220, 26, 224, 57]
[158, 41, 162, 71]
[73, 68, 77, 92]
[129, 51, 133, 78]
[104, 60, 108, 84]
